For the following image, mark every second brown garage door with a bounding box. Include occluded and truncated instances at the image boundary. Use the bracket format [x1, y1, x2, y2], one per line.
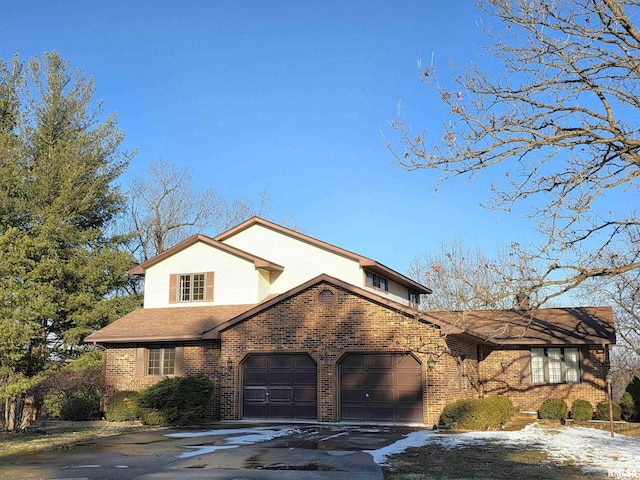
[340, 353, 424, 423]
[242, 353, 317, 420]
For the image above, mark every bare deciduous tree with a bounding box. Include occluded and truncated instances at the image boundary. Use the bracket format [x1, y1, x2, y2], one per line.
[387, 0, 640, 301]
[410, 239, 546, 311]
[127, 159, 269, 261]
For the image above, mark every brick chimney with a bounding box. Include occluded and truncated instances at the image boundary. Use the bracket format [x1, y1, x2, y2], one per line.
[515, 293, 530, 310]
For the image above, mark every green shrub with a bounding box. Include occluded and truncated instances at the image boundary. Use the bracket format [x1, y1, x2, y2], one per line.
[59, 394, 100, 421]
[137, 407, 172, 426]
[484, 396, 516, 424]
[620, 392, 636, 422]
[595, 401, 622, 421]
[105, 391, 140, 422]
[570, 399, 593, 421]
[626, 377, 640, 422]
[538, 398, 568, 420]
[137, 374, 215, 425]
[439, 396, 514, 430]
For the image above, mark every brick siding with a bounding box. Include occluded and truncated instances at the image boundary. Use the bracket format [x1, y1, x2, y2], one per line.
[101, 281, 610, 425]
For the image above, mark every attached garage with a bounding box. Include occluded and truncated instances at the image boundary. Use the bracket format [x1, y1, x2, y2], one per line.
[340, 353, 424, 423]
[242, 353, 317, 419]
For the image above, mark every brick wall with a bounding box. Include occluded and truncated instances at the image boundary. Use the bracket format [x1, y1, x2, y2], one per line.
[101, 280, 610, 425]
[479, 346, 608, 412]
[102, 340, 222, 420]
[219, 282, 474, 425]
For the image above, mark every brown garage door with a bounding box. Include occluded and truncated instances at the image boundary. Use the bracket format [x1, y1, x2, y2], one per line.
[340, 353, 423, 423]
[242, 354, 317, 419]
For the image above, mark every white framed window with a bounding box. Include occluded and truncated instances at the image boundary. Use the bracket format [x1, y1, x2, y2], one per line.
[530, 347, 580, 384]
[366, 271, 388, 291]
[179, 273, 205, 302]
[147, 348, 175, 376]
[408, 290, 420, 306]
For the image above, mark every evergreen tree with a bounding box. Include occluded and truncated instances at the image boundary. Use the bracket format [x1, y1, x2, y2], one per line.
[0, 52, 140, 429]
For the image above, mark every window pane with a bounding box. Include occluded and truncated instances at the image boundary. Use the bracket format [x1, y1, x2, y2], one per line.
[564, 348, 580, 384]
[180, 275, 191, 301]
[192, 274, 205, 301]
[162, 348, 175, 375]
[379, 277, 387, 291]
[548, 348, 562, 383]
[366, 272, 374, 287]
[531, 348, 545, 383]
[148, 349, 161, 376]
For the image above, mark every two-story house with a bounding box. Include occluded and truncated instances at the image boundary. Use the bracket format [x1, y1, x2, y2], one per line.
[86, 217, 616, 425]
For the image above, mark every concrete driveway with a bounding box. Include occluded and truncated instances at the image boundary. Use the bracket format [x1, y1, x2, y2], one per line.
[0, 423, 415, 479]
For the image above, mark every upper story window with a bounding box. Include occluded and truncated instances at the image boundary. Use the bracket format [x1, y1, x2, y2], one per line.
[366, 270, 388, 292]
[531, 347, 580, 384]
[169, 272, 214, 304]
[408, 290, 420, 306]
[180, 273, 205, 302]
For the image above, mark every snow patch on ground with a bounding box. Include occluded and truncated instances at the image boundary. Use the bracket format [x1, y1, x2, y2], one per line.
[367, 423, 640, 478]
[166, 426, 296, 459]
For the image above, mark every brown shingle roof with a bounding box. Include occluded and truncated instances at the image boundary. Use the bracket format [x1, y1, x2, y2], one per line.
[84, 304, 256, 343]
[429, 306, 615, 346]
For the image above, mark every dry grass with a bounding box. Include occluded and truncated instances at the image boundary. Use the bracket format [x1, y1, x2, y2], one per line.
[0, 424, 147, 457]
[382, 442, 609, 480]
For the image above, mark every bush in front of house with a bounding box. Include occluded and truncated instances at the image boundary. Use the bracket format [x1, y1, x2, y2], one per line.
[570, 399, 593, 421]
[620, 392, 636, 422]
[59, 394, 101, 421]
[595, 401, 622, 421]
[137, 374, 215, 426]
[37, 357, 104, 421]
[538, 398, 568, 420]
[105, 391, 140, 422]
[439, 396, 515, 430]
[484, 396, 516, 424]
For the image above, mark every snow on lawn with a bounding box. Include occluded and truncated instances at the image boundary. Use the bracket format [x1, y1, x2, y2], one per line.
[367, 422, 640, 478]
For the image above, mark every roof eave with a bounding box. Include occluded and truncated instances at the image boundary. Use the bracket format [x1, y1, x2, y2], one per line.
[85, 334, 202, 344]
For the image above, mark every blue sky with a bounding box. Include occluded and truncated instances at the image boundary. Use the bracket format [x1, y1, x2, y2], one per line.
[1, 0, 533, 277]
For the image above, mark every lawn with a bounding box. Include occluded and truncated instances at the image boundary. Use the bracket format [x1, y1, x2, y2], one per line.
[0, 422, 147, 457]
[382, 441, 607, 480]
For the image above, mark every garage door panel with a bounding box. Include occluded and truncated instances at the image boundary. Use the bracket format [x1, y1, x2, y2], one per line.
[341, 354, 366, 368]
[341, 388, 366, 402]
[244, 372, 267, 385]
[397, 406, 424, 423]
[242, 354, 317, 420]
[341, 371, 366, 386]
[293, 372, 316, 385]
[269, 372, 293, 384]
[368, 406, 396, 422]
[340, 353, 423, 423]
[295, 355, 316, 368]
[294, 386, 316, 402]
[245, 355, 268, 368]
[396, 387, 423, 402]
[341, 405, 366, 421]
[367, 371, 394, 386]
[269, 355, 293, 369]
[368, 388, 394, 402]
[367, 355, 394, 368]
[243, 387, 267, 401]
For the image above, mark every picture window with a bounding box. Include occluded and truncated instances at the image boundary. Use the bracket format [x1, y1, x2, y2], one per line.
[531, 347, 580, 384]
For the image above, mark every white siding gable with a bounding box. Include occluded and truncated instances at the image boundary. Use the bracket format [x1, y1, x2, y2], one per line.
[220, 223, 413, 305]
[143, 241, 259, 308]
